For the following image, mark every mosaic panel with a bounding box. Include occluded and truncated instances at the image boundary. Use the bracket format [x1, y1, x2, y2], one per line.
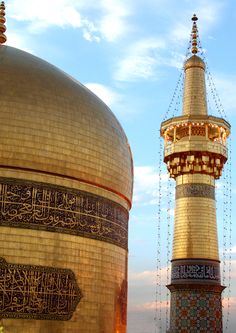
[170, 289, 223, 332]
[0, 178, 129, 249]
[0, 257, 82, 320]
[176, 183, 215, 200]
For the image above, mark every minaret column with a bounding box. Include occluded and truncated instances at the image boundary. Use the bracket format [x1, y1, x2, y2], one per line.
[168, 173, 224, 333]
[161, 14, 231, 333]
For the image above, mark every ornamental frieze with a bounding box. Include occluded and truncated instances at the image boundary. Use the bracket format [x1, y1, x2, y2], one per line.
[176, 183, 215, 200]
[171, 261, 220, 283]
[0, 258, 82, 320]
[0, 178, 129, 249]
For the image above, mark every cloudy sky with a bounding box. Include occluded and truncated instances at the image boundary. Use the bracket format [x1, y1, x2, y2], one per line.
[4, 0, 236, 332]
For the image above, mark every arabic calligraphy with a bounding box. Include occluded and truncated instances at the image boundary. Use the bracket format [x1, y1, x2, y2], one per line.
[0, 257, 82, 320]
[0, 178, 129, 249]
[176, 183, 215, 200]
[171, 262, 220, 282]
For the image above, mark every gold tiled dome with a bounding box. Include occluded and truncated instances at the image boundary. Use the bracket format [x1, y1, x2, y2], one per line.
[0, 45, 133, 207]
[184, 54, 205, 71]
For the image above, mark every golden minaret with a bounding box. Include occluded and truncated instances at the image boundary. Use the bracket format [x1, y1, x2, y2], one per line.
[161, 15, 230, 332]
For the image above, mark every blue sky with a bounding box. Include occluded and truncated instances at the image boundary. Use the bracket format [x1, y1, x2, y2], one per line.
[4, 0, 236, 332]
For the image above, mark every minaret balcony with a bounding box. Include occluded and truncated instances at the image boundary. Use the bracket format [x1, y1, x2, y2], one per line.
[160, 115, 230, 179]
[164, 138, 228, 159]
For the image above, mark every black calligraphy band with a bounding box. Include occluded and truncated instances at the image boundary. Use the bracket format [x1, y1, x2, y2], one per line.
[0, 177, 129, 249]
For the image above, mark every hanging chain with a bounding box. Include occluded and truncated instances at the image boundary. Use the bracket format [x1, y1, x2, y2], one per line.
[163, 70, 183, 121]
[155, 134, 163, 333]
[165, 177, 172, 332]
[163, 35, 191, 122]
[222, 165, 228, 288]
[225, 136, 232, 332]
[199, 35, 232, 332]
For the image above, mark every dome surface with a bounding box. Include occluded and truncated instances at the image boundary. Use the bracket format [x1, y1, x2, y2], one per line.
[0, 46, 133, 206]
[184, 54, 205, 71]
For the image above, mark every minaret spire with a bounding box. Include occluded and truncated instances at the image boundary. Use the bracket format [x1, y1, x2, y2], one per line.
[191, 14, 199, 54]
[161, 15, 230, 333]
[182, 15, 207, 116]
[0, 1, 6, 45]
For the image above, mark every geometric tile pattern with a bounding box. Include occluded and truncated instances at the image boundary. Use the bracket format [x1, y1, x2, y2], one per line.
[169, 290, 223, 332]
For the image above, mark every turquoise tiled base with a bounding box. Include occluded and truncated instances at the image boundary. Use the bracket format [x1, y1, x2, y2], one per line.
[169, 289, 223, 333]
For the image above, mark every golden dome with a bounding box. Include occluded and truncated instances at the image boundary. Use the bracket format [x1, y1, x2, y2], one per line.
[184, 54, 205, 71]
[0, 45, 133, 206]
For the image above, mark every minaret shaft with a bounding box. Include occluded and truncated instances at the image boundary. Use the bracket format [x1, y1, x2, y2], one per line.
[173, 174, 219, 261]
[182, 58, 208, 116]
[161, 15, 230, 333]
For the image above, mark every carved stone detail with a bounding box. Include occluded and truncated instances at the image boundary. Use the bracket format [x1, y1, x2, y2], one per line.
[0, 258, 82, 320]
[0, 178, 129, 249]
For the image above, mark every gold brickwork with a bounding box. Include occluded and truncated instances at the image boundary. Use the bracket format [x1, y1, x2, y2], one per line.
[0, 46, 133, 207]
[176, 173, 215, 186]
[173, 195, 218, 260]
[0, 37, 133, 332]
[183, 56, 207, 116]
[0, 227, 128, 333]
[0, 168, 130, 210]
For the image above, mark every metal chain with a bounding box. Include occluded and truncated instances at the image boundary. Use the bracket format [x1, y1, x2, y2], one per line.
[225, 137, 232, 332]
[163, 70, 183, 121]
[165, 177, 172, 331]
[163, 36, 191, 122]
[155, 134, 163, 333]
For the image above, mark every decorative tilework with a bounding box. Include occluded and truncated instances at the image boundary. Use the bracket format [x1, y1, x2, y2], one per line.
[0, 177, 129, 249]
[169, 289, 223, 332]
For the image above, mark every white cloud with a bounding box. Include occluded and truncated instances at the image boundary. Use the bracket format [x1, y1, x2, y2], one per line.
[133, 165, 170, 206]
[115, 38, 166, 82]
[8, 0, 82, 30]
[99, 0, 131, 42]
[169, 0, 223, 43]
[171, 22, 190, 44]
[195, 1, 223, 33]
[129, 266, 170, 285]
[133, 166, 157, 206]
[133, 300, 169, 312]
[6, 32, 33, 53]
[7, 0, 131, 42]
[84, 83, 121, 107]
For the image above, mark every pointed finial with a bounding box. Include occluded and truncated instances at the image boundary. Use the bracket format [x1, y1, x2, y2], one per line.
[0, 1, 7, 44]
[191, 14, 198, 54]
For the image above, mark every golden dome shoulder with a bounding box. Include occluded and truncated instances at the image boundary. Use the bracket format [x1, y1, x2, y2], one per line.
[0, 46, 133, 207]
[184, 55, 205, 71]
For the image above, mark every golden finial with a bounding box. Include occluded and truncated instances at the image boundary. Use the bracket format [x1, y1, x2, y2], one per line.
[0, 1, 7, 44]
[191, 14, 198, 54]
